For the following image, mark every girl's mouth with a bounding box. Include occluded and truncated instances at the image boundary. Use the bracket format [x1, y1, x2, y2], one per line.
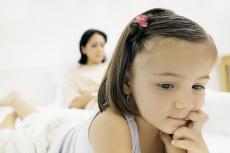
[168, 116, 187, 124]
[168, 116, 186, 121]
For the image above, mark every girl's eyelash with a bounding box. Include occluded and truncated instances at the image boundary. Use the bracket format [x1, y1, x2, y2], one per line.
[192, 85, 205, 90]
[157, 83, 206, 90]
[158, 83, 175, 89]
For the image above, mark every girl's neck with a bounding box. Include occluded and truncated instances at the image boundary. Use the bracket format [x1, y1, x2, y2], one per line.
[135, 116, 165, 153]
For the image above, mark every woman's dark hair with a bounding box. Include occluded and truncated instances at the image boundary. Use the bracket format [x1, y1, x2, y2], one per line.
[98, 8, 216, 116]
[78, 29, 107, 64]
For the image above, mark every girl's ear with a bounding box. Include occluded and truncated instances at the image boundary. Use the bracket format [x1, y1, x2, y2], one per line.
[123, 70, 132, 95]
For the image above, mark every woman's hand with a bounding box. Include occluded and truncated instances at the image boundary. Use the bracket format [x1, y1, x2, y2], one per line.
[162, 110, 210, 153]
[69, 91, 94, 109]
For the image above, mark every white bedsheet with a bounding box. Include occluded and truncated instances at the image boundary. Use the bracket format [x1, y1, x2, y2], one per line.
[1, 89, 230, 152]
[0, 107, 93, 153]
[203, 131, 229, 152]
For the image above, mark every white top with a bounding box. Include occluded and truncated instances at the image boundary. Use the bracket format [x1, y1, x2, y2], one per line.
[59, 112, 141, 153]
[62, 63, 108, 110]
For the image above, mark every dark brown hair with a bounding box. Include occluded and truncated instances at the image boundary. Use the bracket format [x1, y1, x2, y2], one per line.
[98, 8, 212, 115]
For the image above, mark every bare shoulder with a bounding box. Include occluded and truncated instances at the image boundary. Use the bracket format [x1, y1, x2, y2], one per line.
[89, 108, 132, 153]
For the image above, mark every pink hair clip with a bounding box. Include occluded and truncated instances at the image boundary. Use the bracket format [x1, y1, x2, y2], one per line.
[135, 15, 148, 28]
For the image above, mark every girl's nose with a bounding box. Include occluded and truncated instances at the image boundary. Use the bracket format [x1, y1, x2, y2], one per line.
[175, 92, 195, 111]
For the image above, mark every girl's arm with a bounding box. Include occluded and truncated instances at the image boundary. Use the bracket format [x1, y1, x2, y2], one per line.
[89, 110, 132, 153]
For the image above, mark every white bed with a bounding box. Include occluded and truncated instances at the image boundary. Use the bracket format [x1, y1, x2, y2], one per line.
[202, 90, 230, 152]
[0, 66, 229, 152]
[1, 90, 229, 152]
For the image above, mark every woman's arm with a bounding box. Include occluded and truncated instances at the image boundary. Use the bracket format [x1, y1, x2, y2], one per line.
[69, 91, 93, 109]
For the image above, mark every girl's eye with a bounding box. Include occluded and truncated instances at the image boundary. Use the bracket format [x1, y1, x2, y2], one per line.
[158, 83, 174, 89]
[192, 85, 205, 90]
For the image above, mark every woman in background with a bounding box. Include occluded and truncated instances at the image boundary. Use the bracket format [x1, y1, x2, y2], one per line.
[63, 29, 108, 110]
[0, 29, 109, 153]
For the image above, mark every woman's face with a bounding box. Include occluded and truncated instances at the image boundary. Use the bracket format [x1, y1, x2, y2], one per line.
[82, 33, 106, 65]
[128, 37, 217, 134]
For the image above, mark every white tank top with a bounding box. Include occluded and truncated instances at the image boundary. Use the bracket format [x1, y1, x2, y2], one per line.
[59, 112, 141, 153]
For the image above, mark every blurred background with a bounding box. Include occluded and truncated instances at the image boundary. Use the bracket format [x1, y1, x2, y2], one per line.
[0, 0, 230, 105]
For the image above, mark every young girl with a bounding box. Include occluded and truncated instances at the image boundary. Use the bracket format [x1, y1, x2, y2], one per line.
[89, 8, 217, 153]
[63, 29, 108, 110]
[0, 8, 217, 153]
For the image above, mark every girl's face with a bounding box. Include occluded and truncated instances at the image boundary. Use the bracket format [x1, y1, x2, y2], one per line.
[129, 38, 217, 134]
[82, 33, 106, 65]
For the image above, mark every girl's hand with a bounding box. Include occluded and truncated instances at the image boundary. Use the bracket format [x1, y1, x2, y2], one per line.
[171, 110, 210, 153]
[160, 131, 186, 153]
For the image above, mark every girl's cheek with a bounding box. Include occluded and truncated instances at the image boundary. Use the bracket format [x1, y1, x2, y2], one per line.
[153, 101, 172, 116]
[194, 97, 205, 110]
[195, 101, 204, 110]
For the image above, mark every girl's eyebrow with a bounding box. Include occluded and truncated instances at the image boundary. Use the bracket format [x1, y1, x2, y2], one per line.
[153, 72, 210, 80]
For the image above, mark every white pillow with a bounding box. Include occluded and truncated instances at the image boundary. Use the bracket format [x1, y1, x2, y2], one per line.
[203, 131, 229, 152]
[203, 90, 230, 136]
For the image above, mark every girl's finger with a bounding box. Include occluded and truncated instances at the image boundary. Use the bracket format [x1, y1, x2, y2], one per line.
[173, 127, 198, 142]
[186, 110, 208, 123]
[172, 139, 195, 152]
[160, 132, 186, 153]
[160, 131, 172, 146]
[185, 110, 209, 131]
[172, 138, 210, 153]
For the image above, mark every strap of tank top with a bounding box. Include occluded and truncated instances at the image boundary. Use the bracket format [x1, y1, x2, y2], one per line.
[123, 114, 141, 153]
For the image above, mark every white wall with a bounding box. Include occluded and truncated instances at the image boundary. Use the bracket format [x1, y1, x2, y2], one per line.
[0, 0, 230, 104]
